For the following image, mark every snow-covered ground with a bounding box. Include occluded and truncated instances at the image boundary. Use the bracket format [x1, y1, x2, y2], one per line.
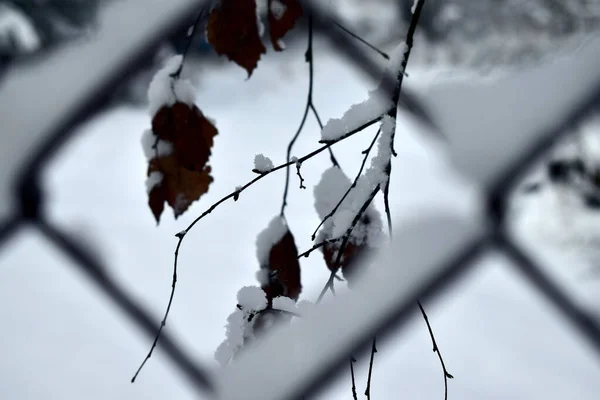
[1, 34, 600, 400]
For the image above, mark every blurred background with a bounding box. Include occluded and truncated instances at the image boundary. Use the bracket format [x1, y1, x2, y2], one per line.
[1, 1, 600, 399]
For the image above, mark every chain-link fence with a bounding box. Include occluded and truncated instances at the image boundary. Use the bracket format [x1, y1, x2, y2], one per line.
[1, 0, 600, 399]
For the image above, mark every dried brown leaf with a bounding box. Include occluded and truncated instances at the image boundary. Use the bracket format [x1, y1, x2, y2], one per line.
[261, 229, 302, 304]
[267, 0, 302, 51]
[147, 102, 217, 223]
[207, 0, 266, 76]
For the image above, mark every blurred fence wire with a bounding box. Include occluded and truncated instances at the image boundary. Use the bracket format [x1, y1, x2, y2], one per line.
[0, 0, 600, 399]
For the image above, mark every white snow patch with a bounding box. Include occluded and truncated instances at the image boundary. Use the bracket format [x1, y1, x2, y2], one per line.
[147, 55, 197, 117]
[272, 296, 297, 313]
[270, 0, 287, 20]
[254, 154, 274, 172]
[295, 300, 314, 316]
[141, 129, 174, 159]
[255, 269, 270, 286]
[237, 286, 268, 310]
[215, 286, 267, 366]
[411, 0, 419, 14]
[313, 166, 383, 249]
[320, 43, 408, 141]
[256, 2, 265, 37]
[145, 171, 163, 194]
[0, 4, 41, 53]
[256, 216, 288, 266]
[363, 115, 395, 187]
[313, 166, 352, 219]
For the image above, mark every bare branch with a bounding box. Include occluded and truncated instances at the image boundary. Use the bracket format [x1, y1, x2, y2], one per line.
[419, 302, 454, 400]
[281, 14, 338, 216]
[350, 357, 358, 400]
[364, 337, 378, 400]
[333, 21, 390, 61]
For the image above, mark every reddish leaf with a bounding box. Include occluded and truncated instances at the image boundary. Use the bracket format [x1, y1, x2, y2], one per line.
[148, 156, 213, 222]
[147, 101, 217, 223]
[321, 214, 375, 285]
[267, 0, 302, 51]
[207, 0, 266, 76]
[152, 103, 217, 172]
[261, 229, 302, 305]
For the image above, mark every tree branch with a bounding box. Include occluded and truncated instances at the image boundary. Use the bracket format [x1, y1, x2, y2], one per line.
[311, 128, 381, 240]
[133, 113, 382, 379]
[281, 14, 339, 216]
[350, 356, 358, 400]
[316, 185, 380, 303]
[333, 21, 390, 60]
[419, 302, 453, 400]
[364, 337, 378, 400]
[171, 6, 208, 80]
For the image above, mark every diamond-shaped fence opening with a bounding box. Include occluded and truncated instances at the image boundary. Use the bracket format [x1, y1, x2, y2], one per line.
[1, 1, 600, 399]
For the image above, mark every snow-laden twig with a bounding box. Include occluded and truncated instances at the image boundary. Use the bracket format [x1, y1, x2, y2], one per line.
[316, 185, 380, 303]
[253, 154, 275, 173]
[311, 128, 381, 240]
[145, 115, 381, 371]
[170, 6, 208, 80]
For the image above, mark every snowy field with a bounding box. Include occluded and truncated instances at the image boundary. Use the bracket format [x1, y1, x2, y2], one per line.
[1, 33, 600, 400]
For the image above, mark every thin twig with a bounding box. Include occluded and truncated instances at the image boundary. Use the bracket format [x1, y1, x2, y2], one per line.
[350, 357, 358, 400]
[334, 21, 389, 60]
[281, 14, 338, 216]
[131, 236, 184, 383]
[364, 337, 378, 400]
[311, 128, 381, 240]
[295, 159, 306, 189]
[297, 237, 339, 259]
[308, 102, 338, 167]
[316, 185, 380, 303]
[418, 302, 453, 400]
[133, 116, 382, 379]
[171, 6, 207, 79]
[389, 1, 455, 397]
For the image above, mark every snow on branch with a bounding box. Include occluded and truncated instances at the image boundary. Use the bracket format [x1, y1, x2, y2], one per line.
[147, 55, 196, 117]
[253, 154, 275, 173]
[215, 286, 267, 366]
[320, 43, 408, 142]
[215, 286, 308, 367]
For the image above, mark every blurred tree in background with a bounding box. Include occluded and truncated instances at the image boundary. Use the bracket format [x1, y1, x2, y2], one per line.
[2, 0, 599, 104]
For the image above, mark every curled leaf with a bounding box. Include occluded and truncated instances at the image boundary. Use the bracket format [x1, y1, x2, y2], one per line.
[146, 102, 218, 223]
[256, 216, 302, 305]
[267, 0, 302, 51]
[148, 154, 213, 222]
[207, 0, 266, 76]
